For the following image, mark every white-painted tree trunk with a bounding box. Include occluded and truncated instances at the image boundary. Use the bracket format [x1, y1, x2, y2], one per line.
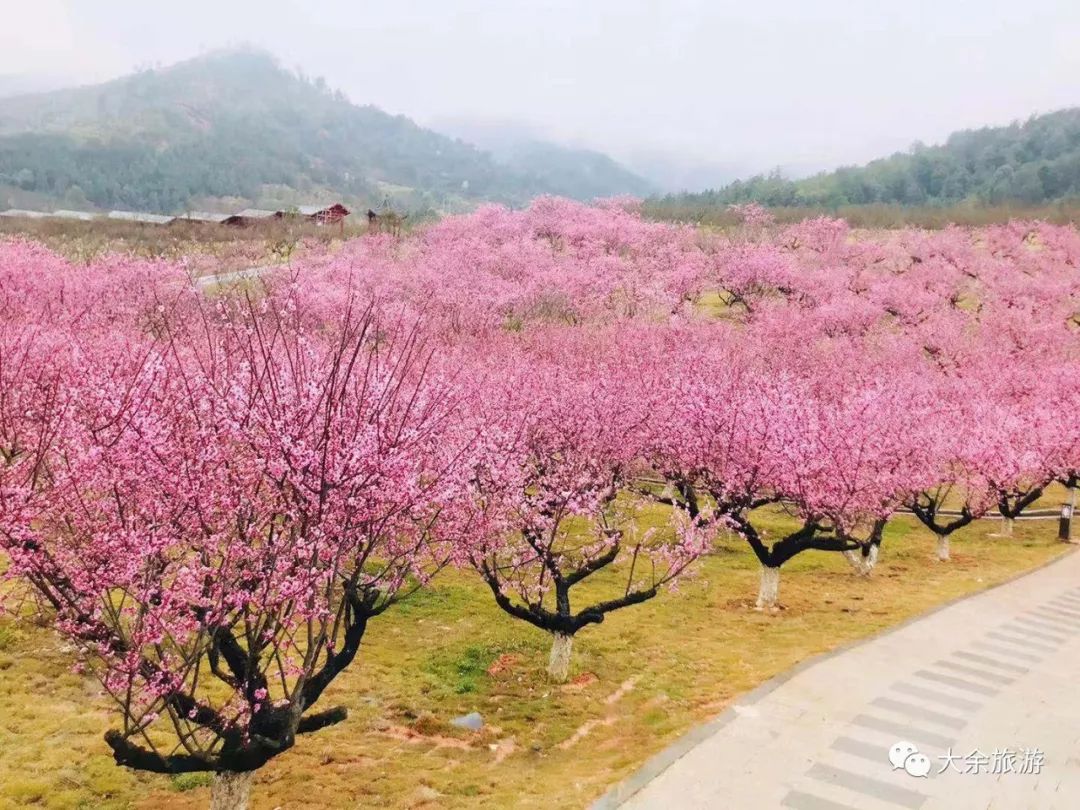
[756, 566, 781, 610]
[843, 545, 879, 576]
[1001, 517, 1015, 536]
[211, 771, 254, 810]
[1068, 486, 1079, 544]
[547, 632, 574, 682]
[936, 534, 950, 561]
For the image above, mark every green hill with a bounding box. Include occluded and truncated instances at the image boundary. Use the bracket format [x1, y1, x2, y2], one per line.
[431, 118, 654, 201]
[658, 108, 1080, 210]
[0, 49, 651, 214]
[483, 138, 653, 201]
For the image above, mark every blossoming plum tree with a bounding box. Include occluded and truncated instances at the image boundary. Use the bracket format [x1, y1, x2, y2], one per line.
[0, 279, 465, 809]
[455, 327, 711, 681]
[646, 324, 935, 607]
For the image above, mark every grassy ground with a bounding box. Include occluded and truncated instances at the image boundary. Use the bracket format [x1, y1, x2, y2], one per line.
[0, 498, 1072, 809]
[0, 216, 423, 270]
[0, 218, 353, 279]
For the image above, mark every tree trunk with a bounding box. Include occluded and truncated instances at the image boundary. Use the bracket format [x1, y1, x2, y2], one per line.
[843, 545, 879, 576]
[1001, 517, 1014, 536]
[211, 771, 254, 810]
[1069, 486, 1079, 544]
[547, 632, 574, 682]
[755, 565, 781, 610]
[936, 534, 950, 562]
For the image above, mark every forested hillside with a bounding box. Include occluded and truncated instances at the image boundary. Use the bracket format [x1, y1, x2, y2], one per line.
[659, 108, 1080, 210]
[0, 50, 650, 213]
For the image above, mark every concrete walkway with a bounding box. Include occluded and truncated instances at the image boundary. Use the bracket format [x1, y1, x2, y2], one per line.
[597, 549, 1080, 810]
[193, 263, 278, 289]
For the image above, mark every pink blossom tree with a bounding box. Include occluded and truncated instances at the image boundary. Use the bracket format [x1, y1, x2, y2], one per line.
[646, 325, 934, 607]
[0, 283, 464, 809]
[906, 436, 993, 563]
[454, 327, 710, 681]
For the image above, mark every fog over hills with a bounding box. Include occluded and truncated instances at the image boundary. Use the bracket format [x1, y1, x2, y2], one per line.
[659, 107, 1080, 209]
[3, 48, 1077, 217]
[0, 49, 654, 214]
[0, 73, 76, 99]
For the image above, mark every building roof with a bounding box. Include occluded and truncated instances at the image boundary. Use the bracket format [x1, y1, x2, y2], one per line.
[0, 208, 49, 219]
[52, 210, 98, 221]
[108, 210, 175, 225]
[234, 208, 281, 219]
[176, 211, 231, 224]
[296, 203, 350, 216]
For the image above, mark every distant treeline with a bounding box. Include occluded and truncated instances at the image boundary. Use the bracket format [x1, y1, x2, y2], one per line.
[0, 50, 652, 215]
[653, 108, 1080, 213]
[643, 201, 1080, 230]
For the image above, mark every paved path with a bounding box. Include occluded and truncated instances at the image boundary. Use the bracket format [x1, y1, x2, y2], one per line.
[598, 549, 1080, 810]
[193, 263, 279, 289]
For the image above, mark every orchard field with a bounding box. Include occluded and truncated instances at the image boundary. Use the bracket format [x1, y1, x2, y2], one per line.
[0, 518, 1068, 809]
[1, 198, 1079, 809]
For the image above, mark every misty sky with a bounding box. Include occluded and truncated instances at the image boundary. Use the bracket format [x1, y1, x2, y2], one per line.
[4, 0, 1080, 183]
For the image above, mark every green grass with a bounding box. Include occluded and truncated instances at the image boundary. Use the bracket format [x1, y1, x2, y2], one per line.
[0, 505, 1070, 809]
[168, 773, 214, 793]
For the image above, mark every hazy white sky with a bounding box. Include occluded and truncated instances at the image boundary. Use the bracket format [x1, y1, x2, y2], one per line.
[3, 0, 1080, 178]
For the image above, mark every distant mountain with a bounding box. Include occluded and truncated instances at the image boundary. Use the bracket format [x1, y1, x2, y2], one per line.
[0, 50, 651, 214]
[433, 118, 654, 200]
[619, 149, 747, 194]
[659, 108, 1080, 209]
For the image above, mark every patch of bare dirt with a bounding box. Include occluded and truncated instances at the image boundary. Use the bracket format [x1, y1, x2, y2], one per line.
[604, 676, 639, 705]
[561, 672, 599, 692]
[557, 717, 618, 750]
[557, 676, 641, 750]
[380, 725, 474, 751]
[490, 736, 517, 763]
[486, 653, 522, 679]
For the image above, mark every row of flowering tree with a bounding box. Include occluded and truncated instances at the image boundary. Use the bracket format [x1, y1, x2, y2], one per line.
[2, 197, 1079, 807]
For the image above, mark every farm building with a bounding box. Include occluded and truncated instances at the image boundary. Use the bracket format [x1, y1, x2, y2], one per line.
[225, 209, 283, 226]
[367, 199, 408, 236]
[2, 203, 354, 229]
[52, 210, 97, 221]
[108, 211, 175, 225]
[0, 209, 49, 219]
[295, 203, 350, 225]
[175, 211, 231, 225]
